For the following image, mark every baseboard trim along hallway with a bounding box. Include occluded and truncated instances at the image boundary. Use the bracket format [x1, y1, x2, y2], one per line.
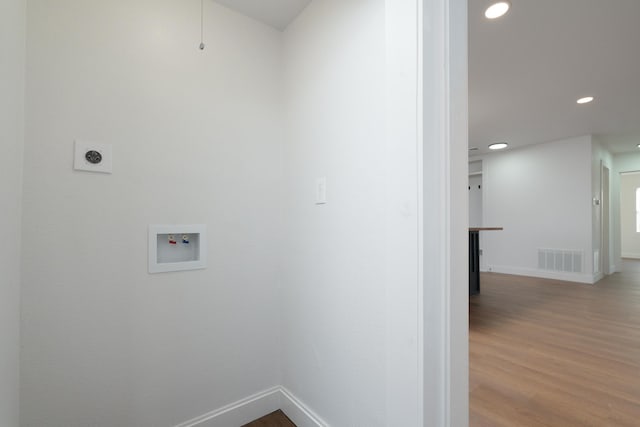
[487, 264, 597, 284]
[174, 387, 326, 427]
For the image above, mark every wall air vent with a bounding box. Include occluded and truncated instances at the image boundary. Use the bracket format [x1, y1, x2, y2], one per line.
[537, 249, 583, 273]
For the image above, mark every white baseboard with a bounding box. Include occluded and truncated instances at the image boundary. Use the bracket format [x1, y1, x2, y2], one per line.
[622, 253, 640, 259]
[279, 387, 327, 427]
[175, 387, 281, 427]
[487, 265, 596, 284]
[175, 386, 326, 427]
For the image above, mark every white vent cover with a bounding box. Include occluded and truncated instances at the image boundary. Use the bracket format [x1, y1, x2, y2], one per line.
[538, 249, 583, 273]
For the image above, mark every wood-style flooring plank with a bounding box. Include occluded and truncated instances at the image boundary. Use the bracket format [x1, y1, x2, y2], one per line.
[470, 266, 640, 427]
[242, 410, 296, 427]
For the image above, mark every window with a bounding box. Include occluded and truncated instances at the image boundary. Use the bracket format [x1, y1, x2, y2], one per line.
[637, 188, 640, 232]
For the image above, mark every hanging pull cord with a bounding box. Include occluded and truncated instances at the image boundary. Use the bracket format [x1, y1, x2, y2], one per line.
[199, 0, 205, 50]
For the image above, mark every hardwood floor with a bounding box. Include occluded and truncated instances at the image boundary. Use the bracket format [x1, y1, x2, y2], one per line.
[242, 410, 296, 427]
[470, 268, 640, 426]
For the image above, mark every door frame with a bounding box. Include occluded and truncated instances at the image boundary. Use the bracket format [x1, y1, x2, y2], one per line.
[419, 0, 469, 425]
[601, 163, 611, 274]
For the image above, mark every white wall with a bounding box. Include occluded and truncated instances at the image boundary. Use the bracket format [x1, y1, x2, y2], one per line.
[22, 1, 283, 426]
[620, 173, 640, 258]
[281, 1, 422, 425]
[612, 151, 640, 270]
[0, 0, 25, 425]
[478, 136, 595, 282]
[19, 1, 462, 426]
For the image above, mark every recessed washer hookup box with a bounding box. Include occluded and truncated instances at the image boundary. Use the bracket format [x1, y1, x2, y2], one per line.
[148, 224, 207, 273]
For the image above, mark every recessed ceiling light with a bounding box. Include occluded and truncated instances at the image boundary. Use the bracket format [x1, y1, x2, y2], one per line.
[489, 142, 508, 150]
[577, 96, 594, 104]
[485, 1, 511, 19]
[637, 144, 640, 149]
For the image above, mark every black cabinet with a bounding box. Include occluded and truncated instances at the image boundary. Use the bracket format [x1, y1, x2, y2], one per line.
[469, 230, 480, 296]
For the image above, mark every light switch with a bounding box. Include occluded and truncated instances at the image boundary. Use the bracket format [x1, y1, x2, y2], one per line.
[316, 177, 327, 205]
[74, 140, 112, 174]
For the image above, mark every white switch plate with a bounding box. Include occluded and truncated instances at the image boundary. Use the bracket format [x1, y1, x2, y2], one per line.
[316, 177, 327, 204]
[74, 140, 113, 174]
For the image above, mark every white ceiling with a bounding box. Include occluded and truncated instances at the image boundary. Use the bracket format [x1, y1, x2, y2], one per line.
[212, 0, 310, 31]
[212, 0, 640, 155]
[470, 0, 640, 155]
